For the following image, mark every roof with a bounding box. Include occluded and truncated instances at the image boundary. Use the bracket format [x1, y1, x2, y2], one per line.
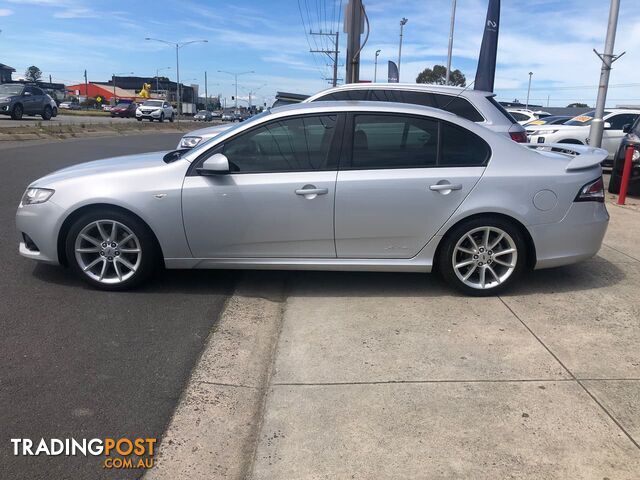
[270, 100, 457, 119]
[0, 63, 15, 72]
[309, 82, 493, 98]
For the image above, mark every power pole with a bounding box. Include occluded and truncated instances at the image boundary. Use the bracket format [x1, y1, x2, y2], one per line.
[589, 0, 624, 148]
[310, 31, 340, 87]
[445, 0, 457, 85]
[84, 69, 88, 100]
[49, 74, 52, 84]
[525, 72, 533, 110]
[204, 71, 208, 110]
[374, 49, 381, 82]
[345, 0, 363, 83]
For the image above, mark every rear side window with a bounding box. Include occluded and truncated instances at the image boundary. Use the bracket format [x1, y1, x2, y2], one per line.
[351, 114, 439, 169]
[316, 90, 368, 101]
[511, 112, 530, 122]
[440, 122, 490, 167]
[486, 96, 517, 124]
[432, 94, 484, 122]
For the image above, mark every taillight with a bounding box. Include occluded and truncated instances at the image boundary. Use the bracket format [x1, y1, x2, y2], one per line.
[575, 177, 604, 203]
[509, 131, 528, 143]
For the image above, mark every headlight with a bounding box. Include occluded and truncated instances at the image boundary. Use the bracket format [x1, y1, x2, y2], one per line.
[21, 188, 54, 206]
[0, 97, 12, 103]
[633, 149, 640, 162]
[180, 136, 203, 148]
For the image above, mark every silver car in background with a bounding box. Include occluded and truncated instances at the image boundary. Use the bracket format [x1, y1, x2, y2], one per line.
[17, 101, 608, 295]
[177, 83, 526, 149]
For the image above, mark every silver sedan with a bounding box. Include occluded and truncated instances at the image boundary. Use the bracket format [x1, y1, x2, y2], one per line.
[16, 101, 609, 295]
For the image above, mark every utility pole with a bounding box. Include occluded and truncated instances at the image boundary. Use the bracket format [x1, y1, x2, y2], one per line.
[84, 69, 88, 100]
[525, 72, 533, 110]
[398, 17, 408, 80]
[49, 74, 52, 84]
[445, 0, 457, 85]
[310, 31, 340, 87]
[374, 49, 381, 82]
[155, 66, 171, 93]
[204, 71, 208, 110]
[345, 0, 363, 83]
[589, 0, 624, 148]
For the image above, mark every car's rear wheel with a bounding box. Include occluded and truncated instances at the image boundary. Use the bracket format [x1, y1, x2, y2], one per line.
[137, 117, 142, 121]
[11, 104, 23, 120]
[52, 107, 58, 117]
[42, 105, 53, 120]
[438, 217, 527, 296]
[65, 210, 158, 290]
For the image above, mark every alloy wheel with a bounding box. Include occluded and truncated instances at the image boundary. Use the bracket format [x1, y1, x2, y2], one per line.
[452, 226, 518, 290]
[74, 220, 142, 284]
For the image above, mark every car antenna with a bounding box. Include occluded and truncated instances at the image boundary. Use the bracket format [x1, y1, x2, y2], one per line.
[441, 80, 476, 111]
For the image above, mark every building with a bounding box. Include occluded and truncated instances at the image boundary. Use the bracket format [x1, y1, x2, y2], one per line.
[0, 63, 16, 83]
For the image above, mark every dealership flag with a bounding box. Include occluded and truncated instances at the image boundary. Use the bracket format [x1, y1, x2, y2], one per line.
[388, 61, 399, 83]
[474, 0, 500, 92]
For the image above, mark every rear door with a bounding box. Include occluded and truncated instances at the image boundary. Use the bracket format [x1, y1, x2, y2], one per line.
[22, 86, 40, 114]
[335, 113, 489, 258]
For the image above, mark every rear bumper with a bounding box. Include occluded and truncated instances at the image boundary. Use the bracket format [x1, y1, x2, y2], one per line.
[529, 202, 609, 270]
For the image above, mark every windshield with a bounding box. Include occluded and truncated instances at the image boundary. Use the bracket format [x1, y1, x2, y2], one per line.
[0, 84, 23, 96]
[115, 103, 130, 108]
[143, 100, 164, 107]
[197, 110, 208, 114]
[565, 110, 610, 126]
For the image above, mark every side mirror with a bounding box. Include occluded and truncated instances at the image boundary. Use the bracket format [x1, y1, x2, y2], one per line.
[622, 123, 632, 134]
[603, 121, 612, 130]
[197, 153, 230, 175]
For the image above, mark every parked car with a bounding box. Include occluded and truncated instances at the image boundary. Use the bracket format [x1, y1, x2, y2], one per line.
[17, 101, 608, 295]
[608, 117, 640, 196]
[102, 104, 113, 112]
[526, 109, 640, 163]
[177, 83, 529, 150]
[507, 109, 551, 125]
[305, 83, 528, 142]
[0, 84, 58, 120]
[135, 100, 175, 122]
[221, 112, 234, 122]
[110, 102, 137, 118]
[524, 115, 571, 127]
[194, 110, 214, 121]
[60, 101, 81, 111]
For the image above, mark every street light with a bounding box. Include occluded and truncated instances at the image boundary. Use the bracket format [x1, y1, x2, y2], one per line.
[145, 37, 208, 115]
[155, 66, 171, 92]
[398, 18, 408, 80]
[111, 71, 133, 104]
[240, 83, 267, 110]
[374, 49, 381, 83]
[445, 0, 457, 85]
[218, 70, 254, 110]
[525, 72, 533, 110]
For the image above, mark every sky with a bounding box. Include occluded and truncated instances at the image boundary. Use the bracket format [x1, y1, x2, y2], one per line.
[0, 0, 639, 108]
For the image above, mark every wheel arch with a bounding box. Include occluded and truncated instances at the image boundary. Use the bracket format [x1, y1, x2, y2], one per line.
[433, 212, 537, 271]
[57, 203, 164, 266]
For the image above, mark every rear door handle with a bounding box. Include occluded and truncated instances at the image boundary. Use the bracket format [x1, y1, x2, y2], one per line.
[295, 187, 329, 196]
[429, 183, 463, 191]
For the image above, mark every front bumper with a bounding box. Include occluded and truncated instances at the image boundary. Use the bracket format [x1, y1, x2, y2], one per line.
[529, 201, 609, 269]
[136, 109, 163, 119]
[16, 200, 66, 265]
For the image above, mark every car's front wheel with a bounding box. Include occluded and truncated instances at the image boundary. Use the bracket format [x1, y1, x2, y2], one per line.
[65, 209, 158, 290]
[438, 217, 527, 296]
[11, 104, 23, 120]
[158, 113, 164, 123]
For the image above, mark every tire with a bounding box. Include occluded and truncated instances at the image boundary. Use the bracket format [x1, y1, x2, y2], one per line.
[65, 209, 159, 291]
[159, 113, 164, 123]
[137, 117, 142, 121]
[11, 104, 23, 120]
[41, 105, 53, 120]
[438, 216, 527, 296]
[169, 114, 174, 123]
[52, 107, 58, 117]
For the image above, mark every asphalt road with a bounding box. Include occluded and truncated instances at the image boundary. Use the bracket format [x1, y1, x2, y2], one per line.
[0, 134, 235, 479]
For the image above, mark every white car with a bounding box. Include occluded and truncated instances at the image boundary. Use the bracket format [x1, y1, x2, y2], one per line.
[136, 100, 175, 122]
[526, 109, 640, 161]
[507, 109, 551, 125]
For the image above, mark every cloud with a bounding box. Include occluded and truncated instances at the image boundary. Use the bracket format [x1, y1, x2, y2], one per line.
[0, 8, 14, 16]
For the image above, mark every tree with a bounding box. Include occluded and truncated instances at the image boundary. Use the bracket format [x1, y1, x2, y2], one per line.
[24, 66, 42, 82]
[416, 64, 466, 87]
[566, 102, 588, 108]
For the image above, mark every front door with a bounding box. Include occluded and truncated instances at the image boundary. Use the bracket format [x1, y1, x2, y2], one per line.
[182, 114, 340, 258]
[335, 113, 488, 258]
[602, 113, 640, 158]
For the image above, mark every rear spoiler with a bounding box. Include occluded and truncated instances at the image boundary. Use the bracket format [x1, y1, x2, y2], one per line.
[522, 143, 608, 171]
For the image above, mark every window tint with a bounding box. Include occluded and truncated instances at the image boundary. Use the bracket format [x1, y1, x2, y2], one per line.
[351, 114, 438, 169]
[510, 112, 530, 122]
[316, 90, 368, 101]
[432, 94, 484, 121]
[607, 113, 639, 130]
[222, 115, 337, 173]
[487, 96, 517, 124]
[440, 122, 490, 167]
[31, 87, 44, 95]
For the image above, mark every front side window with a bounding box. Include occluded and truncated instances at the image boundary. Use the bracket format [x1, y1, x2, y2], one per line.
[606, 113, 639, 130]
[351, 114, 438, 169]
[222, 115, 337, 173]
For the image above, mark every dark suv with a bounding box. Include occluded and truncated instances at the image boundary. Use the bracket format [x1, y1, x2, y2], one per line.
[608, 117, 640, 196]
[0, 84, 58, 120]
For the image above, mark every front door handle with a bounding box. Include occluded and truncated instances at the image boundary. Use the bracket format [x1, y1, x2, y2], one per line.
[295, 186, 329, 196]
[429, 183, 463, 192]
